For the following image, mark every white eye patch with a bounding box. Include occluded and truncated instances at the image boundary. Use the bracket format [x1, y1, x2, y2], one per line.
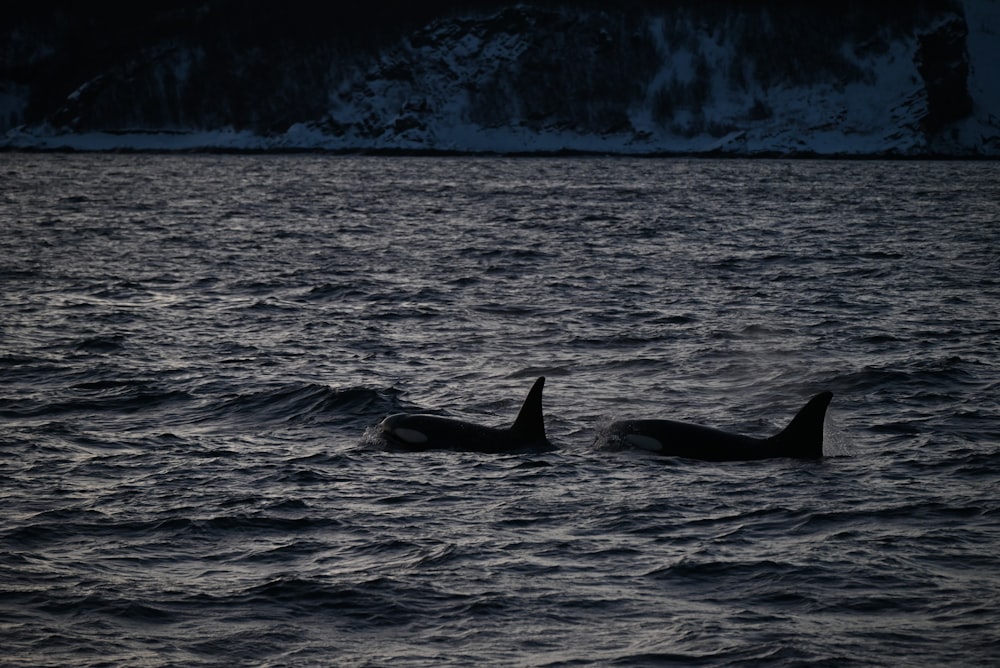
[392, 427, 429, 444]
[625, 434, 663, 452]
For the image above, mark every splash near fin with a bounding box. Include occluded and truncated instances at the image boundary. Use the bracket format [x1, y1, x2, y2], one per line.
[769, 391, 833, 458]
[510, 377, 547, 443]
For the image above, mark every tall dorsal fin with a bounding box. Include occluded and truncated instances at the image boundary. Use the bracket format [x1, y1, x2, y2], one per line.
[768, 391, 833, 458]
[510, 376, 548, 443]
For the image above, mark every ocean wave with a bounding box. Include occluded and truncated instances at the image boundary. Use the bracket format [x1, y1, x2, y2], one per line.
[831, 355, 992, 399]
[191, 383, 405, 430]
[0, 376, 192, 420]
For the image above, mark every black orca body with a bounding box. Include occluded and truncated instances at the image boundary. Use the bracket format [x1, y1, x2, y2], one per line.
[379, 377, 554, 453]
[606, 391, 833, 461]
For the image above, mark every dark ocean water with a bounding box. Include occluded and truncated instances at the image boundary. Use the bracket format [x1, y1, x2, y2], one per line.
[1, 154, 999, 667]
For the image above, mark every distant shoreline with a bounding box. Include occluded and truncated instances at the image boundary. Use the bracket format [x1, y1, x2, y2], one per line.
[3, 144, 996, 160]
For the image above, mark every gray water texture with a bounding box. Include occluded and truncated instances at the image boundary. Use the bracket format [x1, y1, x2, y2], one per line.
[1, 154, 999, 666]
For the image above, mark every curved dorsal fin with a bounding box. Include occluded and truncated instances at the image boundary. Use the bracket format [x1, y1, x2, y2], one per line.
[510, 376, 547, 443]
[769, 391, 833, 458]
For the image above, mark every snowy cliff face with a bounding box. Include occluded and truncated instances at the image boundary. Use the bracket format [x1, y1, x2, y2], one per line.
[313, 3, 995, 155]
[2, 1, 997, 155]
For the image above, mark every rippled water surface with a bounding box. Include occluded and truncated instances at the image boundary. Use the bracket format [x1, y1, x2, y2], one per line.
[2, 154, 999, 666]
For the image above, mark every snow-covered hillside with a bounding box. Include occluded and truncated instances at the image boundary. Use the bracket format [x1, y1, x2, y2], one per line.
[2, 1, 997, 155]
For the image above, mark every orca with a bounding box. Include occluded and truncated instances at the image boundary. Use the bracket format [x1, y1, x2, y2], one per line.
[605, 391, 833, 461]
[378, 377, 554, 453]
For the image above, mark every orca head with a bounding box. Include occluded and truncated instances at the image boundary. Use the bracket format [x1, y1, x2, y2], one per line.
[379, 413, 430, 446]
